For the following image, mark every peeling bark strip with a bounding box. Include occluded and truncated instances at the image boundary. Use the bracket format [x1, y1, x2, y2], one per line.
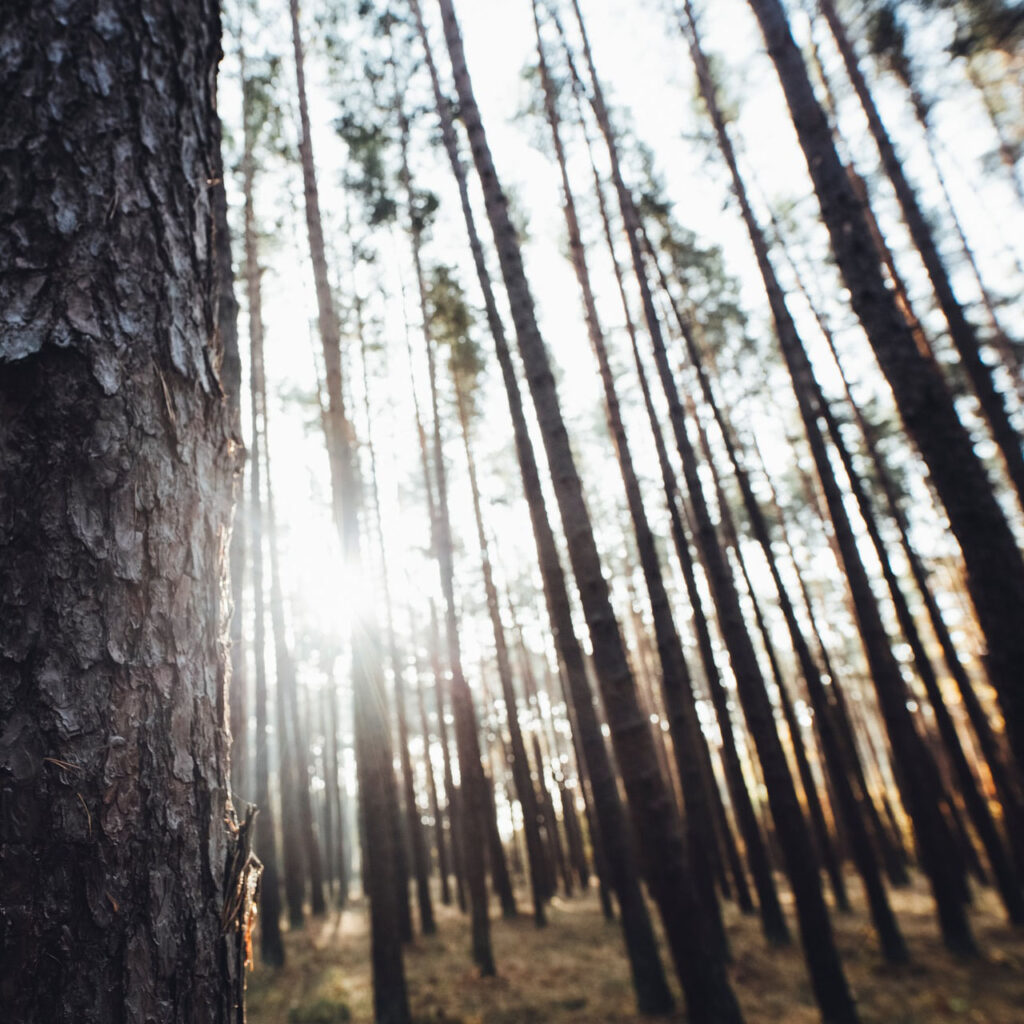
[0, 2, 249, 1021]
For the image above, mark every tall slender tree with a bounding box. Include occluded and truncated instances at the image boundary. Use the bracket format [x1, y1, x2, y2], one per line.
[433, 2, 744, 1019]
[288, 0, 410, 1016]
[408, 0, 677, 1011]
[745, 0, 1024, 772]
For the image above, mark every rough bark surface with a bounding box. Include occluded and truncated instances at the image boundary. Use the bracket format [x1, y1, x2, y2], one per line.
[0, 1, 253, 1019]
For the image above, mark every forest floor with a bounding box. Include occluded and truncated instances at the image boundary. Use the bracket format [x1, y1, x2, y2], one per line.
[246, 874, 1024, 1024]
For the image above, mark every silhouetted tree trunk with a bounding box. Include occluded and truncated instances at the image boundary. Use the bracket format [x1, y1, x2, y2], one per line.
[410, 0, 677, 1011]
[417, 220, 498, 975]
[747, 0, 1024, 774]
[242, 85, 286, 965]
[289, 0, 410, 1016]
[818, 0, 1024, 512]
[573, 5, 856, 1015]
[455, 379, 549, 925]
[534, 5, 728, 953]
[688, 0, 975, 956]
[436, 2, 743, 1019]
[572, 90, 754, 917]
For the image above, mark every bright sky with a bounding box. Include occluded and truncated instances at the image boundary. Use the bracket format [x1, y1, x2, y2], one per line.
[228, 0, 1024, 795]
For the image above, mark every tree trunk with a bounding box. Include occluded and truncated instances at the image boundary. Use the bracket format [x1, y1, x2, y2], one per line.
[686, 0, 975, 956]
[573, 94, 755, 917]
[418, 226, 497, 975]
[533, 6, 728, 954]
[435, 3, 743, 1019]
[818, 0, 1024, 513]
[288, 0, 410, 1016]
[456, 383, 549, 925]
[746, 0, 1024, 774]
[241, 85, 286, 966]
[410, 0, 677, 1011]
[0, 0, 255, 1017]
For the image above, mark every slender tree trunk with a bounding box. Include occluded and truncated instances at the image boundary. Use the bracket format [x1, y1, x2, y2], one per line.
[410, 1, 677, 1011]
[693, 411, 850, 914]
[359, 307, 433, 937]
[417, 224, 497, 976]
[264, 441, 326, 920]
[747, 0, 1024, 773]
[456, 385, 549, 925]
[289, 1, 410, 1016]
[429, 601, 467, 912]
[571, 90, 754, 917]
[818, 0, 1024, 512]
[533, 5, 728, 953]
[435, 3, 743, 1019]
[643, 192, 908, 961]
[411, 617, 451, 903]
[242, 97, 286, 966]
[685, 0, 976, 956]
[573, 6, 858, 1016]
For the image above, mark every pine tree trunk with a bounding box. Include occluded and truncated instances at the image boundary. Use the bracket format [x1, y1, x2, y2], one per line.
[456, 385, 549, 925]
[288, 1, 410, 1016]
[242, 102, 286, 966]
[575, 103, 755, 916]
[686, 0, 975, 956]
[410, 1, 676, 1011]
[534, 7, 728, 953]
[418, 238, 497, 975]
[818, 0, 1024, 512]
[747, 0, 1024, 773]
[435, 3, 743, 1019]
[412, 625, 452, 905]
[576, 5, 857, 1014]
[0, 1, 255, 1016]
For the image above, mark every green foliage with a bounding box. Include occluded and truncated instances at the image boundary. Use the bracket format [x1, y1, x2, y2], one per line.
[242, 52, 295, 165]
[334, 113, 399, 226]
[425, 264, 484, 415]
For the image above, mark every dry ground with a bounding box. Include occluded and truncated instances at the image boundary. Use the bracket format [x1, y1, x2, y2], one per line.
[246, 876, 1024, 1023]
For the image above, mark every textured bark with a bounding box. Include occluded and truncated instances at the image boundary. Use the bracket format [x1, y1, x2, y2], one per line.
[0, 0, 255, 1019]
[409, 1, 675, 1011]
[288, 1, 409, 1016]
[747, 0, 1024, 774]
[436, 2, 742, 1019]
